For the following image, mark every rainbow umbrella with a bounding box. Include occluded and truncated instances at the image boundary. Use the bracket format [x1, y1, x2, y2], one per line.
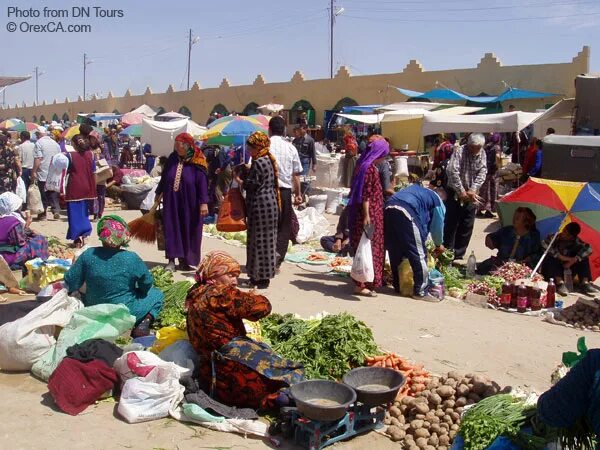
[63, 124, 104, 140]
[9, 122, 40, 132]
[497, 177, 600, 280]
[0, 118, 23, 129]
[202, 116, 266, 146]
[119, 124, 142, 137]
[249, 114, 272, 128]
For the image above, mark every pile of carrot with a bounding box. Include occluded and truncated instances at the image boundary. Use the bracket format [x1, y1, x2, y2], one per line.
[365, 353, 430, 399]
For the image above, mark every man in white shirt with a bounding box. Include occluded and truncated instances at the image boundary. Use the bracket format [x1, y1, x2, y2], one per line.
[17, 131, 35, 189]
[31, 128, 61, 220]
[268, 116, 303, 269]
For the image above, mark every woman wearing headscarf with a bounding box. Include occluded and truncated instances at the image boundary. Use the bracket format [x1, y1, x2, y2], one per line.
[186, 251, 303, 409]
[348, 137, 390, 297]
[65, 134, 97, 248]
[0, 192, 48, 269]
[80, 124, 108, 220]
[341, 127, 359, 188]
[51, 129, 67, 153]
[154, 133, 208, 272]
[0, 134, 19, 195]
[142, 143, 156, 175]
[64, 215, 164, 337]
[235, 132, 280, 289]
[477, 133, 501, 218]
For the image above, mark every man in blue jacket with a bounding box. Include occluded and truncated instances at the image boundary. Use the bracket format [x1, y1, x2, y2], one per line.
[385, 184, 446, 302]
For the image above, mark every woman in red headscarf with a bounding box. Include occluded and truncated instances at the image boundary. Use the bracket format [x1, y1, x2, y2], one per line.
[154, 133, 208, 271]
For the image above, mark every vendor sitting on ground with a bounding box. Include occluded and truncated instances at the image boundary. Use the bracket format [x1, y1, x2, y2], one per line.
[320, 206, 350, 256]
[64, 215, 164, 337]
[106, 165, 124, 199]
[0, 192, 49, 269]
[477, 207, 541, 275]
[186, 250, 304, 409]
[542, 222, 596, 296]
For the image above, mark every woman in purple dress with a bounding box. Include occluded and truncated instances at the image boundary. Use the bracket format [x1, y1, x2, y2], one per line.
[154, 133, 208, 272]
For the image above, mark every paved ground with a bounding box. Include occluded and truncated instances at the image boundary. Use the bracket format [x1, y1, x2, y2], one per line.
[1, 208, 598, 450]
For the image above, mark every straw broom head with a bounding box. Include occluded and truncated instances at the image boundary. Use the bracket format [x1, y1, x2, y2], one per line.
[128, 206, 158, 243]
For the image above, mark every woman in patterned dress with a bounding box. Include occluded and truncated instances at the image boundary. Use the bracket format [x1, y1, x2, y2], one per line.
[235, 132, 280, 289]
[348, 137, 390, 297]
[0, 134, 19, 195]
[186, 251, 303, 409]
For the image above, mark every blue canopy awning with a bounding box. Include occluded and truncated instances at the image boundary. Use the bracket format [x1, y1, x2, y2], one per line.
[341, 105, 382, 114]
[395, 86, 558, 104]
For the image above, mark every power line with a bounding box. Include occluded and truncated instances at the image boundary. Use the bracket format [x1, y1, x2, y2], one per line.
[342, 11, 600, 23]
[344, 0, 596, 13]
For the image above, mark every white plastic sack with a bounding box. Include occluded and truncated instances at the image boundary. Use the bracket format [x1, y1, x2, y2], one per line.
[325, 189, 346, 214]
[308, 194, 327, 215]
[394, 156, 409, 178]
[117, 364, 184, 423]
[295, 207, 330, 244]
[31, 303, 135, 381]
[0, 289, 82, 371]
[140, 182, 158, 211]
[351, 232, 374, 283]
[15, 177, 26, 204]
[113, 350, 192, 382]
[46, 153, 69, 193]
[26, 183, 44, 215]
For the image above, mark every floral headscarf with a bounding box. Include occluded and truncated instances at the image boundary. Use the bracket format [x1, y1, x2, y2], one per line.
[246, 131, 281, 210]
[97, 215, 131, 248]
[175, 133, 207, 170]
[195, 250, 241, 285]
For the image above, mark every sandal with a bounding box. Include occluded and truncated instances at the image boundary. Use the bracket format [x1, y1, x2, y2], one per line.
[354, 288, 377, 298]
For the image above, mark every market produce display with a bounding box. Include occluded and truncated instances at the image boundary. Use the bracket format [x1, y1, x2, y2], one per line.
[365, 353, 430, 398]
[464, 276, 504, 305]
[150, 267, 191, 330]
[384, 371, 507, 449]
[150, 266, 174, 290]
[491, 262, 543, 283]
[260, 312, 380, 380]
[551, 298, 600, 331]
[47, 236, 75, 260]
[203, 224, 248, 245]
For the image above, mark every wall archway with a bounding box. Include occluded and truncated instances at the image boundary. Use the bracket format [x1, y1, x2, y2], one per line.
[32, 115, 37, 123]
[156, 106, 166, 116]
[290, 99, 315, 126]
[178, 106, 192, 118]
[242, 102, 259, 116]
[332, 97, 358, 112]
[52, 113, 60, 122]
[39, 114, 46, 123]
[62, 113, 70, 122]
[210, 103, 229, 116]
[112, 109, 120, 114]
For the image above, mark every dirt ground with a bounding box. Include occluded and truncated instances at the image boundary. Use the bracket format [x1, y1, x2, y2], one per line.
[1, 208, 598, 450]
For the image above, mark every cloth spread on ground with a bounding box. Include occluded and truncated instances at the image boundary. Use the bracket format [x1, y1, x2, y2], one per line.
[65, 338, 123, 367]
[180, 376, 258, 420]
[48, 357, 118, 415]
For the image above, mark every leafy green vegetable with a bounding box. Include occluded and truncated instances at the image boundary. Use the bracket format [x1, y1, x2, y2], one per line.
[440, 265, 467, 290]
[260, 313, 380, 380]
[155, 280, 192, 329]
[150, 266, 174, 290]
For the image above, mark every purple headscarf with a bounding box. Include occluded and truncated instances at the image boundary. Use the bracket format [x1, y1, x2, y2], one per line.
[488, 133, 501, 144]
[347, 138, 390, 224]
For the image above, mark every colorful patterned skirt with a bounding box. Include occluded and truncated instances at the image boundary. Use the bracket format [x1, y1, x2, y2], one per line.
[2, 234, 49, 269]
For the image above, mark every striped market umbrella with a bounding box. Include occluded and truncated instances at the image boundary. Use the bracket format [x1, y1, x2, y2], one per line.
[0, 118, 23, 129]
[9, 122, 40, 132]
[202, 116, 267, 146]
[498, 177, 600, 280]
[119, 124, 142, 137]
[249, 114, 272, 128]
[63, 124, 104, 140]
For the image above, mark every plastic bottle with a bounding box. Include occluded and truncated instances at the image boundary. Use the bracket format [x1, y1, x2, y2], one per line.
[517, 282, 528, 313]
[510, 282, 518, 309]
[500, 281, 512, 308]
[530, 287, 542, 311]
[546, 278, 556, 308]
[563, 268, 573, 292]
[466, 251, 477, 278]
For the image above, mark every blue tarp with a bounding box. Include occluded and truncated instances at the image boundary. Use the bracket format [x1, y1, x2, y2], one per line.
[396, 87, 558, 104]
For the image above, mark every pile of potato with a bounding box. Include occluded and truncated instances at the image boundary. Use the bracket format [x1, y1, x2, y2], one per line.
[384, 371, 508, 449]
[555, 300, 600, 331]
[48, 240, 75, 261]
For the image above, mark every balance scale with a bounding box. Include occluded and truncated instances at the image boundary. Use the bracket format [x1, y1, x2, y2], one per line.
[280, 403, 387, 450]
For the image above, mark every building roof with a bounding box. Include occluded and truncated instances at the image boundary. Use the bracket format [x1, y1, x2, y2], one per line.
[0, 76, 31, 89]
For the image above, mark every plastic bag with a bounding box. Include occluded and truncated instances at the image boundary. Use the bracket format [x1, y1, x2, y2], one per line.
[113, 350, 191, 382]
[140, 182, 158, 211]
[296, 207, 330, 244]
[117, 363, 185, 423]
[427, 268, 446, 300]
[45, 153, 69, 193]
[159, 340, 198, 373]
[399, 259, 414, 296]
[15, 177, 26, 204]
[351, 232, 374, 283]
[150, 326, 188, 354]
[27, 183, 44, 215]
[0, 289, 82, 371]
[31, 304, 135, 381]
[25, 257, 72, 293]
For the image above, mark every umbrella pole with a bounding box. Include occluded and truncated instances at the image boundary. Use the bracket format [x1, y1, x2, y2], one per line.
[530, 215, 568, 280]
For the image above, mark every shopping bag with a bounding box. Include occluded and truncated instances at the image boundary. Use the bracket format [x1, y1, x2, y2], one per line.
[27, 182, 44, 215]
[113, 350, 191, 382]
[117, 360, 185, 423]
[427, 268, 446, 300]
[351, 232, 374, 283]
[399, 259, 414, 297]
[0, 289, 82, 371]
[217, 187, 246, 232]
[15, 177, 26, 203]
[95, 158, 113, 184]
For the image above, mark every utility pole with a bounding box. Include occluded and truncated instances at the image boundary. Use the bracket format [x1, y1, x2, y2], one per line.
[35, 66, 39, 104]
[330, 0, 334, 78]
[83, 53, 93, 100]
[187, 29, 192, 90]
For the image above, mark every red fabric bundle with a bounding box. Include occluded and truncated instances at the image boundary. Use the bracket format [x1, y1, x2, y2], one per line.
[48, 358, 118, 415]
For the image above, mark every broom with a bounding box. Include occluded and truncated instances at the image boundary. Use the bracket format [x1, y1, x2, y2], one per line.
[128, 203, 159, 243]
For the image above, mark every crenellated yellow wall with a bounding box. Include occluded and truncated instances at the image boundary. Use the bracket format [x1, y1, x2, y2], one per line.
[1, 47, 590, 128]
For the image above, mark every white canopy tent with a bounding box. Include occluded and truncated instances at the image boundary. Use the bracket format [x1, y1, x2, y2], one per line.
[531, 98, 574, 136]
[130, 104, 157, 118]
[336, 106, 484, 125]
[141, 118, 206, 156]
[157, 111, 190, 121]
[421, 111, 541, 135]
[258, 103, 284, 113]
[375, 102, 448, 112]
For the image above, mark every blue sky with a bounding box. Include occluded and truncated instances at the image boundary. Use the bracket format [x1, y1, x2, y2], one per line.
[2, 0, 599, 107]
